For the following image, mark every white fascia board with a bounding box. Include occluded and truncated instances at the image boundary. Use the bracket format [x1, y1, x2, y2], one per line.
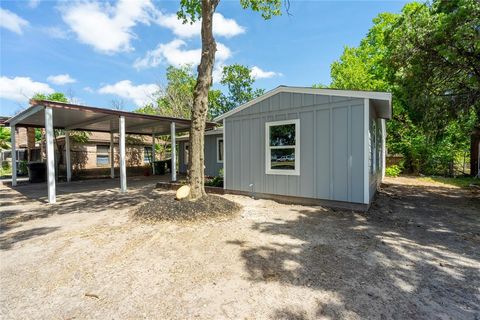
[214, 86, 392, 122]
[176, 127, 224, 141]
[7, 105, 44, 126]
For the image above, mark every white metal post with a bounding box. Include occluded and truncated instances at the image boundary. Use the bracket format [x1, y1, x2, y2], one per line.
[110, 132, 115, 179]
[119, 116, 127, 192]
[152, 133, 156, 175]
[65, 130, 72, 182]
[45, 107, 56, 204]
[10, 125, 17, 187]
[171, 122, 176, 182]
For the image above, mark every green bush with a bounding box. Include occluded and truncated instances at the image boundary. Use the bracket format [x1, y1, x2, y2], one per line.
[205, 175, 223, 188]
[19, 160, 28, 175]
[385, 165, 402, 177]
[1, 161, 10, 170]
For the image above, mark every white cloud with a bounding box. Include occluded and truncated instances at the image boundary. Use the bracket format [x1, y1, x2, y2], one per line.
[251, 66, 282, 79]
[42, 26, 70, 39]
[98, 80, 157, 106]
[83, 86, 94, 93]
[156, 12, 245, 39]
[28, 0, 41, 9]
[134, 39, 231, 69]
[47, 74, 76, 85]
[0, 76, 54, 103]
[0, 8, 29, 34]
[61, 0, 155, 54]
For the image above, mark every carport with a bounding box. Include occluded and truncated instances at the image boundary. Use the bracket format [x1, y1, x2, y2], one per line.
[6, 99, 214, 204]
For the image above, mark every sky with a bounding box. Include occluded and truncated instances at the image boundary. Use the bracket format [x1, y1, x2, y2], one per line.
[0, 0, 408, 116]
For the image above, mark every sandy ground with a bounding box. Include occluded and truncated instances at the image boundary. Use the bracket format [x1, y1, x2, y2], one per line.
[0, 176, 479, 319]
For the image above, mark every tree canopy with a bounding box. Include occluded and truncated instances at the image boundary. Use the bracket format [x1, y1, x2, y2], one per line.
[328, 0, 479, 176]
[213, 64, 265, 118]
[136, 64, 265, 120]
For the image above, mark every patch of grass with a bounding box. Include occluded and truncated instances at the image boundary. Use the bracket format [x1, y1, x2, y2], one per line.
[419, 176, 479, 188]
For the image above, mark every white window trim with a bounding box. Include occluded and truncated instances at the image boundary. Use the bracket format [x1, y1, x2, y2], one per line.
[216, 137, 224, 163]
[183, 142, 189, 166]
[265, 119, 300, 176]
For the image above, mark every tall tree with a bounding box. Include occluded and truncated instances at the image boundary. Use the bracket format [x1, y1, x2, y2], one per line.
[136, 65, 223, 120]
[178, 0, 281, 199]
[215, 64, 265, 116]
[328, 0, 479, 175]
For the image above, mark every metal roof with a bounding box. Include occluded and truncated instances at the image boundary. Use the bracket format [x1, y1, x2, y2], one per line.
[214, 86, 393, 122]
[6, 100, 216, 135]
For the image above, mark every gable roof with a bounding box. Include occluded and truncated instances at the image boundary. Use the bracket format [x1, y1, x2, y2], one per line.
[213, 86, 392, 122]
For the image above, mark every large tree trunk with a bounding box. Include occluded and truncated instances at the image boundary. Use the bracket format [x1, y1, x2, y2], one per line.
[188, 0, 219, 200]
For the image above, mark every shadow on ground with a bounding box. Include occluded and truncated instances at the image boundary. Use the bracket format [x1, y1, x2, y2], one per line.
[0, 227, 60, 250]
[0, 176, 166, 240]
[229, 182, 480, 319]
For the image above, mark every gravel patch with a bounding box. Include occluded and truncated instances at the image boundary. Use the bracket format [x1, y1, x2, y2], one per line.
[132, 193, 242, 222]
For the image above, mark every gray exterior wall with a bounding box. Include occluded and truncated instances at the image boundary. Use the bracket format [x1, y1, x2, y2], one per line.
[178, 133, 223, 177]
[224, 92, 367, 204]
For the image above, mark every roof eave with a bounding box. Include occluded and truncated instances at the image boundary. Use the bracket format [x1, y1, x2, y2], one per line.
[214, 86, 392, 122]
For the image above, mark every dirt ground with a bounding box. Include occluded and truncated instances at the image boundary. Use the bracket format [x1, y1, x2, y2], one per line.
[0, 176, 479, 319]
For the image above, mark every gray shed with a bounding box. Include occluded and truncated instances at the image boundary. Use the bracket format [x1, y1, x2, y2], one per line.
[177, 127, 224, 177]
[213, 86, 392, 209]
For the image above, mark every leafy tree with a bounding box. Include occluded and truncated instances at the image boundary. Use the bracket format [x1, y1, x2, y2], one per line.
[0, 127, 11, 150]
[136, 65, 223, 120]
[328, 0, 479, 176]
[177, 0, 283, 199]
[211, 64, 265, 117]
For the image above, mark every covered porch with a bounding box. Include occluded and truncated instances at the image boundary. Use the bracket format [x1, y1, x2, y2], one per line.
[5, 99, 214, 204]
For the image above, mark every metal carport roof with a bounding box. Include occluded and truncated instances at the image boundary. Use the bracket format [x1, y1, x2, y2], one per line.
[6, 99, 215, 204]
[6, 99, 216, 135]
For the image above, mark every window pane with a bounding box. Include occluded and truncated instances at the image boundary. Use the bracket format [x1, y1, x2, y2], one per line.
[270, 148, 295, 170]
[97, 155, 109, 166]
[218, 139, 223, 161]
[97, 145, 109, 154]
[270, 124, 295, 146]
[144, 147, 152, 163]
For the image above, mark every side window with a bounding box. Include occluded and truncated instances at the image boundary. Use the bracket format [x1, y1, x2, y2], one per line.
[144, 146, 152, 164]
[217, 138, 224, 163]
[265, 119, 300, 175]
[96, 145, 110, 166]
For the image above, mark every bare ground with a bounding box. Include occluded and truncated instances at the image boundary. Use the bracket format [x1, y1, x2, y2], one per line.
[0, 176, 479, 319]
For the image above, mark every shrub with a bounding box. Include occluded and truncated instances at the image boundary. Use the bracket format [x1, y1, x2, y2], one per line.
[205, 175, 223, 188]
[386, 165, 402, 177]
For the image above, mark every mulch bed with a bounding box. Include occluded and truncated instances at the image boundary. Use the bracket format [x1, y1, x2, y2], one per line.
[133, 193, 242, 222]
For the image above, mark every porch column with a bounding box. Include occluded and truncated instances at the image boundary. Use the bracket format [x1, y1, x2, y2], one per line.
[119, 116, 127, 192]
[171, 122, 176, 182]
[152, 133, 156, 175]
[45, 107, 56, 204]
[65, 130, 72, 182]
[10, 125, 16, 187]
[110, 132, 115, 179]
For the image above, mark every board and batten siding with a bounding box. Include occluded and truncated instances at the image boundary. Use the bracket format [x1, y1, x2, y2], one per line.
[224, 92, 366, 204]
[178, 133, 223, 177]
